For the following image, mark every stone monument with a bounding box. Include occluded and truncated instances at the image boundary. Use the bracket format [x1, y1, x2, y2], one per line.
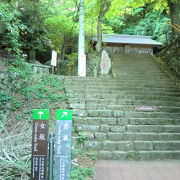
[100, 50, 111, 75]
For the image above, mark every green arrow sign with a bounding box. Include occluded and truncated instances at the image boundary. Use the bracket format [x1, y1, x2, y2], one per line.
[32, 109, 49, 120]
[56, 110, 72, 120]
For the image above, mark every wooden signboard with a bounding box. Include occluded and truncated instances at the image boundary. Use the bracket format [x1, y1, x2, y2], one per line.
[31, 109, 49, 180]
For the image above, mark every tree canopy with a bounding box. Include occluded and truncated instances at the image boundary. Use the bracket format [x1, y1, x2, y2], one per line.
[0, 0, 179, 59]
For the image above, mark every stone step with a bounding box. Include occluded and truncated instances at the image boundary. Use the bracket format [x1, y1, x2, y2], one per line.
[72, 109, 180, 119]
[74, 116, 180, 126]
[70, 103, 180, 113]
[98, 150, 180, 160]
[114, 74, 170, 80]
[111, 56, 156, 61]
[84, 140, 180, 152]
[64, 76, 177, 84]
[65, 83, 177, 89]
[113, 66, 161, 69]
[66, 85, 180, 93]
[127, 125, 180, 133]
[65, 73, 170, 80]
[65, 75, 169, 81]
[112, 60, 160, 64]
[112, 65, 163, 70]
[129, 118, 180, 125]
[66, 89, 180, 99]
[126, 112, 180, 118]
[67, 93, 180, 102]
[73, 109, 122, 117]
[112, 60, 156, 63]
[80, 132, 180, 141]
[65, 78, 174, 85]
[107, 132, 180, 141]
[112, 67, 165, 72]
[108, 105, 180, 113]
[66, 89, 180, 97]
[75, 123, 180, 133]
[118, 75, 170, 80]
[69, 98, 180, 107]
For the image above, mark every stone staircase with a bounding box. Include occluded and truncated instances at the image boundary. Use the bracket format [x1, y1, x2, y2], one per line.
[64, 53, 180, 160]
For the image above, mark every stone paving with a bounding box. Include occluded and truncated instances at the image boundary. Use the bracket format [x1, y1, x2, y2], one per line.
[94, 160, 180, 180]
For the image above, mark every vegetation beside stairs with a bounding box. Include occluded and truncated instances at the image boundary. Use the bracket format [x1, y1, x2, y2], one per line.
[0, 66, 96, 180]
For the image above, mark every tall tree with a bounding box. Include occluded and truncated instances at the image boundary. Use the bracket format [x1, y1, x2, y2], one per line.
[96, 0, 111, 52]
[0, 1, 22, 53]
[45, 14, 78, 60]
[18, 0, 48, 62]
[167, 0, 180, 37]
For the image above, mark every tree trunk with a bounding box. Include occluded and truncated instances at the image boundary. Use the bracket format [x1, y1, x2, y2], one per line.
[96, 16, 103, 52]
[167, 0, 180, 38]
[0, 52, 5, 71]
[28, 49, 36, 62]
[95, 0, 111, 52]
[60, 47, 66, 60]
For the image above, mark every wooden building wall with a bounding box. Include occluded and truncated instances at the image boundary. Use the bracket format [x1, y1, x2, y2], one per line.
[102, 43, 153, 54]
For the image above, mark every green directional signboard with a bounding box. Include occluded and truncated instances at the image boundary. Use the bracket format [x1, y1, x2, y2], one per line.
[33, 109, 49, 120]
[54, 110, 73, 180]
[56, 110, 73, 120]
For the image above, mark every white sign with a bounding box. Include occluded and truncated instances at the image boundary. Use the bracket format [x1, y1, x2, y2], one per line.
[135, 106, 157, 112]
[51, 50, 57, 66]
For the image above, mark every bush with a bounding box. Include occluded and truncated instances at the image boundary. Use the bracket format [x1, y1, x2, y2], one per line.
[6, 56, 32, 79]
[0, 2, 22, 53]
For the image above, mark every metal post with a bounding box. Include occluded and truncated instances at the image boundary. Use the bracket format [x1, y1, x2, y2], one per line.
[78, 0, 86, 77]
[48, 134, 54, 180]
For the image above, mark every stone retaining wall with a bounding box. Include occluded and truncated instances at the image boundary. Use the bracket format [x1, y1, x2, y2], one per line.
[30, 63, 50, 74]
[0, 72, 29, 120]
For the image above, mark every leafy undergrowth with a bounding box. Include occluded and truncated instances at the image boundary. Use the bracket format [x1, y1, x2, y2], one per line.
[154, 57, 180, 89]
[0, 74, 96, 180]
[156, 37, 180, 79]
[71, 132, 96, 180]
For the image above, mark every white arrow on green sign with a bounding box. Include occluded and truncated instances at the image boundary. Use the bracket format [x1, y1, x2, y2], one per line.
[56, 110, 72, 120]
[32, 109, 49, 120]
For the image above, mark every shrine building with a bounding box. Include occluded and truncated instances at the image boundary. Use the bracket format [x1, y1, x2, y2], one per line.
[92, 34, 162, 54]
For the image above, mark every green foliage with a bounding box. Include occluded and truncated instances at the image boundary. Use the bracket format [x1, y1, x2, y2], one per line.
[122, 12, 171, 44]
[71, 132, 96, 180]
[6, 56, 32, 79]
[75, 132, 87, 146]
[45, 14, 78, 53]
[11, 99, 23, 111]
[19, 0, 48, 51]
[21, 74, 67, 104]
[0, 2, 22, 53]
[0, 93, 12, 107]
[66, 53, 78, 75]
[0, 73, 68, 179]
[71, 166, 94, 180]
[158, 37, 180, 77]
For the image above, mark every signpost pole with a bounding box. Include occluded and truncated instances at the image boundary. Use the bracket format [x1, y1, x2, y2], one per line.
[31, 109, 49, 180]
[54, 110, 73, 180]
[78, 0, 86, 77]
[48, 134, 54, 180]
